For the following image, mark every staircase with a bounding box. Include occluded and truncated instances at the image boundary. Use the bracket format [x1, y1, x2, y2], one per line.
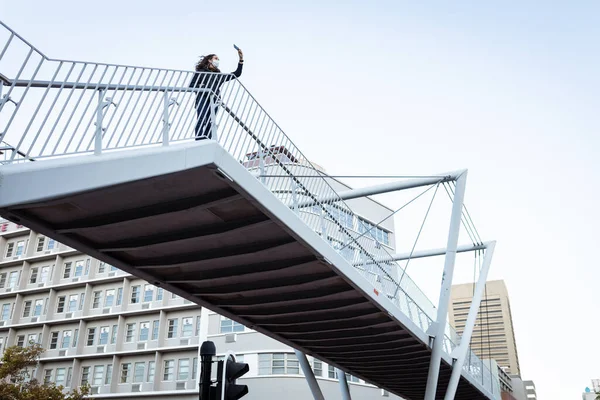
[0, 20, 500, 400]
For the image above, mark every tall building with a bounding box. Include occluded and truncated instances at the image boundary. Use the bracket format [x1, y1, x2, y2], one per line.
[449, 280, 521, 375]
[0, 157, 402, 399]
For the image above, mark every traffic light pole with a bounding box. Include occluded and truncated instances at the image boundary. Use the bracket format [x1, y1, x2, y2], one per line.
[200, 341, 216, 400]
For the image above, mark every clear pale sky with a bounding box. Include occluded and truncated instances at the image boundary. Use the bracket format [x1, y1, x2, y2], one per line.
[2, 1, 599, 399]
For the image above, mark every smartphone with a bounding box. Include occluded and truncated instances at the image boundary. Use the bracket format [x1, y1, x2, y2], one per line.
[233, 44, 240, 50]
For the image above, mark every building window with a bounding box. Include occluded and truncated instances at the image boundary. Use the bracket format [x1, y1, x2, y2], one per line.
[74, 260, 84, 277]
[220, 317, 244, 334]
[143, 284, 154, 302]
[116, 288, 123, 306]
[44, 369, 53, 385]
[126, 323, 136, 342]
[358, 219, 390, 246]
[312, 359, 322, 377]
[56, 296, 66, 313]
[157, 287, 164, 301]
[5, 243, 14, 258]
[40, 266, 50, 283]
[8, 271, 19, 289]
[178, 359, 189, 380]
[105, 364, 113, 385]
[27, 333, 38, 345]
[66, 367, 73, 387]
[63, 262, 72, 279]
[258, 353, 299, 375]
[192, 357, 198, 380]
[99, 326, 110, 345]
[111, 325, 118, 344]
[73, 329, 79, 347]
[139, 322, 150, 341]
[98, 262, 106, 274]
[22, 301, 32, 318]
[134, 362, 145, 383]
[163, 360, 175, 381]
[49, 332, 59, 349]
[81, 366, 90, 385]
[30, 267, 38, 284]
[92, 365, 104, 386]
[131, 286, 140, 304]
[1, 304, 11, 321]
[15, 240, 25, 257]
[79, 293, 85, 310]
[0, 273, 6, 288]
[328, 365, 336, 379]
[47, 238, 56, 250]
[68, 295, 78, 312]
[195, 316, 201, 336]
[30, 299, 41, 317]
[16, 335, 25, 347]
[87, 328, 96, 346]
[167, 319, 178, 338]
[105, 289, 115, 307]
[61, 330, 72, 348]
[92, 291, 102, 309]
[36, 236, 45, 252]
[326, 205, 354, 230]
[181, 317, 193, 337]
[120, 363, 131, 383]
[152, 320, 159, 340]
[147, 361, 155, 382]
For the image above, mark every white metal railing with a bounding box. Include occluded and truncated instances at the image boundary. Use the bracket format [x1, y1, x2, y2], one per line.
[0, 20, 499, 398]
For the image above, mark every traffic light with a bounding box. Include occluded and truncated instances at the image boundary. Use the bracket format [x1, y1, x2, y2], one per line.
[217, 353, 249, 400]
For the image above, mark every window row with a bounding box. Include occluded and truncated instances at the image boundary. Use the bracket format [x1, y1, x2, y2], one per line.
[308, 205, 391, 246]
[257, 353, 360, 383]
[4, 240, 26, 258]
[3, 236, 57, 260]
[219, 317, 244, 334]
[0, 263, 123, 291]
[59, 316, 201, 348]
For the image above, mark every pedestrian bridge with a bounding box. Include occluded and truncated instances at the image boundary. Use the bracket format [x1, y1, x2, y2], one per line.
[0, 21, 500, 400]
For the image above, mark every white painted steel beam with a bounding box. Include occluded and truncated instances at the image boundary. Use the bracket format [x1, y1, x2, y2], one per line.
[337, 368, 352, 400]
[444, 241, 496, 400]
[424, 171, 468, 400]
[295, 350, 325, 400]
[359, 243, 489, 266]
[293, 170, 466, 208]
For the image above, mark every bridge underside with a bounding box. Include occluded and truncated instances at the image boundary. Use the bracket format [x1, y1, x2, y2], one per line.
[0, 142, 489, 400]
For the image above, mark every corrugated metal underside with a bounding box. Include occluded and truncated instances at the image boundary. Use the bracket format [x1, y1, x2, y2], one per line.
[1, 164, 488, 400]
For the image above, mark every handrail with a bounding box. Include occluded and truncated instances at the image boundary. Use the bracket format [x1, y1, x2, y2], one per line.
[0, 19, 499, 399]
[4, 77, 218, 93]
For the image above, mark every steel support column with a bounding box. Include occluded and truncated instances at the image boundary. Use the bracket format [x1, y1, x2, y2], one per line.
[295, 350, 325, 400]
[424, 171, 468, 400]
[444, 241, 496, 400]
[336, 368, 351, 400]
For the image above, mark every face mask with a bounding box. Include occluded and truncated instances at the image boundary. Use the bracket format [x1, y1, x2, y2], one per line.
[211, 59, 220, 69]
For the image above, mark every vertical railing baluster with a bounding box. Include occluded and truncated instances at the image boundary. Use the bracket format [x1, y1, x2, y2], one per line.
[95, 89, 105, 155]
[162, 91, 169, 146]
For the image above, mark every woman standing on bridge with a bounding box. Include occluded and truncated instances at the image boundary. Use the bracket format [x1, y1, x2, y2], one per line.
[190, 48, 244, 140]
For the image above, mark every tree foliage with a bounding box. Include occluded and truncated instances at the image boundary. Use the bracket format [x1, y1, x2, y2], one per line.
[0, 344, 89, 400]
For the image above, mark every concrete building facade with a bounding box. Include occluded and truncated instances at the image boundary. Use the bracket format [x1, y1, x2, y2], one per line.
[449, 280, 521, 376]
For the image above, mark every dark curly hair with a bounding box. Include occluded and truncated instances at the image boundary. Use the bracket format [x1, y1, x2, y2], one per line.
[195, 54, 220, 72]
